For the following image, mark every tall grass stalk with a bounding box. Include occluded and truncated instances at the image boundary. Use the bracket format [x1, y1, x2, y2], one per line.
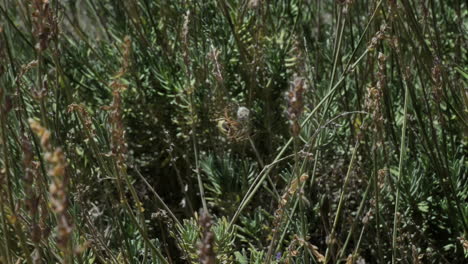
[391, 68, 410, 264]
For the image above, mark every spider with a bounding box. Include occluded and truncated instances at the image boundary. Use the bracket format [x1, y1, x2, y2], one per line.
[216, 108, 248, 141]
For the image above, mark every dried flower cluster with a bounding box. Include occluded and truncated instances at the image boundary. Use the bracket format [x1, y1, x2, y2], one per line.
[29, 119, 72, 256]
[365, 52, 387, 132]
[21, 135, 42, 244]
[113, 36, 132, 79]
[431, 58, 443, 103]
[106, 36, 132, 168]
[15, 60, 38, 87]
[198, 211, 216, 264]
[364, 88, 381, 118]
[377, 168, 387, 190]
[287, 75, 306, 137]
[368, 24, 388, 51]
[270, 174, 310, 263]
[31, 0, 58, 52]
[68, 104, 95, 138]
[273, 174, 309, 234]
[289, 36, 306, 77]
[182, 10, 192, 84]
[108, 87, 127, 168]
[286, 235, 325, 263]
[376, 53, 387, 92]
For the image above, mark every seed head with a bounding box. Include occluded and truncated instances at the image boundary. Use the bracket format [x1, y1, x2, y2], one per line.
[287, 75, 306, 137]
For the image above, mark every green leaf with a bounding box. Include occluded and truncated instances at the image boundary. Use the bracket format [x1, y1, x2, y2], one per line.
[234, 251, 248, 264]
[418, 201, 429, 213]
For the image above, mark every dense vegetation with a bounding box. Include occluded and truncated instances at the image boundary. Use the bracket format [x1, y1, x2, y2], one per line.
[0, 0, 467, 263]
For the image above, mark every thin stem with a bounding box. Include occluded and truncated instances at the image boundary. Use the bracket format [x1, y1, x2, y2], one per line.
[324, 135, 362, 264]
[391, 72, 410, 264]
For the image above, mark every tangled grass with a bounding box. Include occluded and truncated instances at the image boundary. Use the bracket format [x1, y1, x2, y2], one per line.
[0, 0, 467, 263]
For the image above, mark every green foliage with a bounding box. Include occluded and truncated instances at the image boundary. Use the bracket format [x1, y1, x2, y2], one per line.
[201, 154, 257, 214]
[0, 0, 466, 263]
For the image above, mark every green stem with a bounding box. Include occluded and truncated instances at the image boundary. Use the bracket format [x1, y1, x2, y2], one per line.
[323, 136, 361, 264]
[391, 75, 410, 264]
